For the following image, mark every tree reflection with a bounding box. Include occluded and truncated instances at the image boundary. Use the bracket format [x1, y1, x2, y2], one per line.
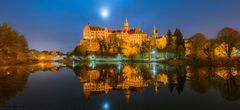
[189, 66, 240, 101]
[72, 62, 240, 102]
[0, 65, 29, 105]
[190, 66, 210, 94]
[2, 62, 240, 105]
[0, 63, 64, 105]
[219, 67, 240, 101]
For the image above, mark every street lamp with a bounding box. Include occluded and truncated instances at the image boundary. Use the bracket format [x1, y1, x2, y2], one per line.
[151, 62, 158, 75]
[91, 54, 96, 61]
[151, 50, 157, 55]
[116, 53, 122, 60]
[91, 61, 96, 69]
[150, 50, 157, 61]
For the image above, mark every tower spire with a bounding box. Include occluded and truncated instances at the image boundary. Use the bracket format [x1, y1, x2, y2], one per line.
[153, 25, 158, 37]
[123, 18, 129, 31]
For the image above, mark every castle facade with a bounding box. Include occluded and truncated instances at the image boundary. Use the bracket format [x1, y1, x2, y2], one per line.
[78, 19, 169, 52]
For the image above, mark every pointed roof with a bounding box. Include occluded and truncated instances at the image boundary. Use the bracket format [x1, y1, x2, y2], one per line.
[153, 25, 158, 34]
[125, 17, 128, 23]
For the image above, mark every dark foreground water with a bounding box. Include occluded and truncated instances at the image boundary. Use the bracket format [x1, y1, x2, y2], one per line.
[1, 62, 240, 110]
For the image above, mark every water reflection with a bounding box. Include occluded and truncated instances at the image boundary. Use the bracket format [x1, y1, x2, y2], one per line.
[0, 63, 64, 105]
[73, 62, 240, 102]
[1, 62, 240, 107]
[189, 66, 240, 101]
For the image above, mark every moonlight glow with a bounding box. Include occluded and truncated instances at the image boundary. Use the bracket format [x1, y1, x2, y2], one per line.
[100, 8, 109, 18]
[103, 102, 110, 109]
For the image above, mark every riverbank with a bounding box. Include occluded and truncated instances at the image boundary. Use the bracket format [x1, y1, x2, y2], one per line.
[2, 56, 239, 67]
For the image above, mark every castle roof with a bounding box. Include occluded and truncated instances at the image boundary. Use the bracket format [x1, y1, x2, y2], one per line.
[88, 25, 146, 34]
[128, 28, 146, 34]
[90, 26, 105, 31]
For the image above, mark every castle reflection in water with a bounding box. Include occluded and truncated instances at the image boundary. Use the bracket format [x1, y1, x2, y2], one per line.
[1, 62, 240, 105]
[73, 62, 240, 102]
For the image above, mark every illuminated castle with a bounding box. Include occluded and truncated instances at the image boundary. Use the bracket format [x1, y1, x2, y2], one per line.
[79, 19, 169, 52]
[82, 19, 147, 43]
[78, 18, 188, 53]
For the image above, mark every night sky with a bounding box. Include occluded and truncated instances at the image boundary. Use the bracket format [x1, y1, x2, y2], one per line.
[0, 0, 240, 52]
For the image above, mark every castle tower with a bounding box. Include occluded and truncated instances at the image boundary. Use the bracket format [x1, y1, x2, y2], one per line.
[123, 18, 129, 31]
[152, 25, 158, 38]
[83, 23, 91, 39]
[154, 81, 159, 96]
[124, 89, 131, 103]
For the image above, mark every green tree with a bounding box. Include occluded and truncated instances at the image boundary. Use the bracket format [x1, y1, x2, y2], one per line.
[174, 28, 185, 58]
[166, 29, 173, 46]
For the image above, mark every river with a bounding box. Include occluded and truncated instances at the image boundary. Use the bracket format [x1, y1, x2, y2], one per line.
[0, 62, 240, 110]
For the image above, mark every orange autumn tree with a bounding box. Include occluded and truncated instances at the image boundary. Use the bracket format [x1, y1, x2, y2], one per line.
[0, 22, 29, 65]
[122, 43, 140, 57]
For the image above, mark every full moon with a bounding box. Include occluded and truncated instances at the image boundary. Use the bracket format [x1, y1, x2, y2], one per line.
[100, 8, 109, 18]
